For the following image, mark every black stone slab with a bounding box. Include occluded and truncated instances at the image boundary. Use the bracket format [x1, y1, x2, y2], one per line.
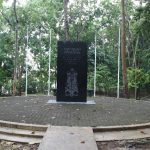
[57, 41, 87, 102]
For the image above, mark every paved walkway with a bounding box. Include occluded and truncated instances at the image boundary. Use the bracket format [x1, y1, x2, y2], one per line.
[0, 96, 150, 126]
[38, 126, 98, 150]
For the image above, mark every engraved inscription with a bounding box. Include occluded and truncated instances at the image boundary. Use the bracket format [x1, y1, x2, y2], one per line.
[65, 68, 78, 97]
[63, 48, 81, 64]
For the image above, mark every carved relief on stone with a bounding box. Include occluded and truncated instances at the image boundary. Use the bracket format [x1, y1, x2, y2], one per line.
[65, 68, 78, 97]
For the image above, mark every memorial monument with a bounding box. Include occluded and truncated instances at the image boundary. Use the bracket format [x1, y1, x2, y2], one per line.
[57, 41, 87, 102]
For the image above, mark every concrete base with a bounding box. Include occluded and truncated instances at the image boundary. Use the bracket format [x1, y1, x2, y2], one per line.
[47, 99, 96, 104]
[38, 126, 98, 150]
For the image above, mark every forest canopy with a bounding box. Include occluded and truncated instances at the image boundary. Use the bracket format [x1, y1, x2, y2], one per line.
[0, 0, 149, 99]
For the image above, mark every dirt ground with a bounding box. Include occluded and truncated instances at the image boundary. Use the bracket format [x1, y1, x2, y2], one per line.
[97, 138, 150, 150]
[0, 139, 150, 150]
[0, 140, 39, 150]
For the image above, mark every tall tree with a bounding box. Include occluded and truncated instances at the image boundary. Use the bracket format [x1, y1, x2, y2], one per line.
[64, 0, 69, 40]
[121, 0, 129, 98]
[13, 0, 19, 95]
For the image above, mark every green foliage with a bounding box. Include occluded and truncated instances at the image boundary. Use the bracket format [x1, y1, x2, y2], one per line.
[88, 64, 116, 93]
[0, 0, 149, 96]
[126, 2, 150, 97]
[127, 68, 150, 89]
[132, 2, 150, 52]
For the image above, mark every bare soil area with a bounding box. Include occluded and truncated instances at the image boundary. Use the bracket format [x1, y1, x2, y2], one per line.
[97, 138, 150, 150]
[1, 138, 150, 150]
[0, 140, 39, 150]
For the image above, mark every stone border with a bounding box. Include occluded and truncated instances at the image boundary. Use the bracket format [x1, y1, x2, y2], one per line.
[0, 120, 48, 131]
[0, 120, 150, 132]
[93, 122, 150, 132]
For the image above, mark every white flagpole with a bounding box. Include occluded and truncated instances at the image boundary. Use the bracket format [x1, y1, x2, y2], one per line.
[117, 26, 121, 99]
[48, 29, 52, 96]
[25, 26, 29, 96]
[94, 32, 97, 97]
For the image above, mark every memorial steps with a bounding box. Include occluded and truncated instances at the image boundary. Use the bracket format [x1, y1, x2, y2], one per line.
[0, 120, 150, 145]
[0, 120, 47, 143]
[93, 123, 150, 141]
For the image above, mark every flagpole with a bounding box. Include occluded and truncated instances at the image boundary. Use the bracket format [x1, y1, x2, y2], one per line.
[48, 29, 52, 96]
[25, 26, 29, 96]
[117, 26, 121, 99]
[94, 32, 97, 97]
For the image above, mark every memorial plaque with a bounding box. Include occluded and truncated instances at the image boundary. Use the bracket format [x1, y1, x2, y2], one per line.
[57, 41, 87, 102]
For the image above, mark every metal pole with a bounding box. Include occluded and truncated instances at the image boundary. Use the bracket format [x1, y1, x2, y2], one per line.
[25, 26, 28, 96]
[48, 29, 52, 96]
[94, 33, 97, 97]
[117, 26, 121, 99]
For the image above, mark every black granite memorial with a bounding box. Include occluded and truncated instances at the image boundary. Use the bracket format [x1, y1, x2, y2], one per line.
[57, 41, 87, 102]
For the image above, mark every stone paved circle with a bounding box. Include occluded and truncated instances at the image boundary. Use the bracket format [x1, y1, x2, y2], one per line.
[0, 96, 150, 126]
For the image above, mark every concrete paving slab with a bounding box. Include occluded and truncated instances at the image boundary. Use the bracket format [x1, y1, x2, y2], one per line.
[47, 99, 96, 104]
[38, 126, 98, 150]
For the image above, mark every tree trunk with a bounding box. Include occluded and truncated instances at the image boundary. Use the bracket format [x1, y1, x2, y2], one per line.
[133, 36, 139, 99]
[121, 0, 129, 98]
[18, 65, 23, 96]
[13, 0, 19, 96]
[64, 0, 69, 40]
[126, 20, 131, 66]
[136, 87, 140, 100]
